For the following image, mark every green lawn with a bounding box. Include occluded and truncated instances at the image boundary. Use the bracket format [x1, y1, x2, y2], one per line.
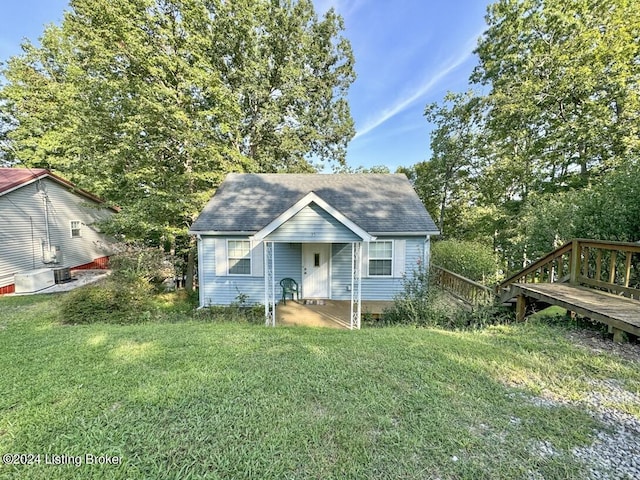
[1, 294, 638, 479]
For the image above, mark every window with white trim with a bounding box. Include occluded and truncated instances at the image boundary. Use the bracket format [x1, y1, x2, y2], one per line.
[70, 220, 82, 238]
[368, 240, 392, 276]
[227, 240, 251, 275]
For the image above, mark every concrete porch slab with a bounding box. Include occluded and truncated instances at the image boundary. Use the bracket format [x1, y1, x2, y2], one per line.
[275, 300, 393, 329]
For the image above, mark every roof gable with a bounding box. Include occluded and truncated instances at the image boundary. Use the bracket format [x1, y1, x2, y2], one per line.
[251, 192, 375, 242]
[0, 168, 50, 195]
[190, 173, 439, 236]
[0, 168, 118, 211]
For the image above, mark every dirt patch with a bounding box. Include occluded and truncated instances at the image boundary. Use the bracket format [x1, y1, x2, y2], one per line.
[565, 328, 640, 364]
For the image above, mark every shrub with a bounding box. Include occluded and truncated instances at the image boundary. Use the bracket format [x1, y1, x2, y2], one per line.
[379, 264, 456, 327]
[59, 278, 155, 324]
[380, 288, 459, 328]
[193, 305, 265, 324]
[431, 239, 500, 284]
[109, 245, 171, 286]
[379, 265, 513, 329]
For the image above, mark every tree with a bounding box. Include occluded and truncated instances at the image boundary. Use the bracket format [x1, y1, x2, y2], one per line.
[473, 0, 640, 191]
[213, 0, 355, 172]
[419, 91, 483, 237]
[415, 0, 640, 272]
[470, 0, 640, 268]
[0, 0, 356, 288]
[519, 157, 640, 260]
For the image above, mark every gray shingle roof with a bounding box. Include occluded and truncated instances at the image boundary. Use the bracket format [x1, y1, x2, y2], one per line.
[190, 173, 439, 235]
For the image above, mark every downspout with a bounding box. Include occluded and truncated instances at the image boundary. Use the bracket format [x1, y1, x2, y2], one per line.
[424, 235, 431, 289]
[30, 216, 35, 269]
[196, 234, 205, 309]
[424, 235, 430, 270]
[43, 191, 51, 253]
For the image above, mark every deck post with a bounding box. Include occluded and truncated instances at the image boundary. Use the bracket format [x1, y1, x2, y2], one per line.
[569, 239, 580, 284]
[515, 294, 527, 321]
[612, 327, 625, 343]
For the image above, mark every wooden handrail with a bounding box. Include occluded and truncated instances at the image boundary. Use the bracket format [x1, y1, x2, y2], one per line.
[433, 239, 640, 307]
[497, 241, 573, 291]
[433, 265, 491, 290]
[498, 238, 640, 301]
[432, 265, 493, 306]
[575, 238, 640, 253]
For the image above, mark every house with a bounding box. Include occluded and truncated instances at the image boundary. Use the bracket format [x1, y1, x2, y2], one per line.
[189, 173, 439, 328]
[0, 168, 117, 294]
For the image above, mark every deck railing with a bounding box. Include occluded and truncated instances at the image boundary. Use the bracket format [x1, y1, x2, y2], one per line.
[497, 239, 640, 302]
[574, 239, 640, 299]
[431, 265, 494, 306]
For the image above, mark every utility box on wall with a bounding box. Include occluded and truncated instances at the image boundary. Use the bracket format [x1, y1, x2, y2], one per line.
[43, 246, 63, 265]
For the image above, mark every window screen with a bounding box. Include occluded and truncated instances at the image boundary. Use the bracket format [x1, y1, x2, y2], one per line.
[228, 240, 251, 275]
[70, 220, 82, 238]
[368, 241, 392, 276]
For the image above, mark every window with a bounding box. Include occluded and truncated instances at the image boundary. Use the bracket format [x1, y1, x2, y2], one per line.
[369, 241, 392, 276]
[227, 240, 251, 275]
[70, 220, 82, 238]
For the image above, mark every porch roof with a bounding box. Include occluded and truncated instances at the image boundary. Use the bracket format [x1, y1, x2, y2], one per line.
[190, 173, 439, 236]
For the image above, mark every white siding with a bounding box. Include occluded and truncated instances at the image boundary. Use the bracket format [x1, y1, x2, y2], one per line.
[0, 178, 114, 288]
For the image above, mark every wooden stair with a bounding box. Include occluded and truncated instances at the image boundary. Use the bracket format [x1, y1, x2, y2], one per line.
[433, 239, 640, 341]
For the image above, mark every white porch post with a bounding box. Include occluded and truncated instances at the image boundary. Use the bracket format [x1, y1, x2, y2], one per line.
[350, 241, 362, 330]
[264, 241, 276, 326]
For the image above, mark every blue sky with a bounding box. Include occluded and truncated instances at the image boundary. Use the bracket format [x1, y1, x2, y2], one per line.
[0, 0, 492, 171]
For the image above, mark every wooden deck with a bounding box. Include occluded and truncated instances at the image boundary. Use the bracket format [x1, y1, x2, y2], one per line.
[432, 239, 640, 342]
[275, 300, 393, 329]
[511, 283, 640, 339]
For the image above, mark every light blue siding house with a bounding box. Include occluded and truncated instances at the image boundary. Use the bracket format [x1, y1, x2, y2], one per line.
[189, 173, 439, 328]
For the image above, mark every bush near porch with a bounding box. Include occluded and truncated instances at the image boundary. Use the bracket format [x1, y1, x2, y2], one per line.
[1, 293, 639, 479]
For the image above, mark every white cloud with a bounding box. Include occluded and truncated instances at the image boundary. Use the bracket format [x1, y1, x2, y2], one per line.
[354, 28, 483, 140]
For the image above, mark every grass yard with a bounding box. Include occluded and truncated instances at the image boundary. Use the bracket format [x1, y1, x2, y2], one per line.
[1, 294, 639, 479]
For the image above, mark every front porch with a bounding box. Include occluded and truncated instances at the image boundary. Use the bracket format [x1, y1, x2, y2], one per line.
[276, 299, 394, 329]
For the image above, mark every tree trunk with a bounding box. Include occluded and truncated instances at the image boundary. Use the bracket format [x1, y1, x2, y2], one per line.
[185, 241, 195, 293]
[439, 188, 448, 236]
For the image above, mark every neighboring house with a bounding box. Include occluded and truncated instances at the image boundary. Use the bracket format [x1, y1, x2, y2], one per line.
[0, 168, 117, 294]
[189, 173, 439, 328]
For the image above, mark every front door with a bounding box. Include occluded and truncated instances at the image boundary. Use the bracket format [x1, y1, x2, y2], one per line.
[302, 243, 330, 298]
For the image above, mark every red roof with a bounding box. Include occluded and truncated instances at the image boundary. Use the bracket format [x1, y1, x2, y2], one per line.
[0, 167, 119, 211]
[0, 168, 50, 194]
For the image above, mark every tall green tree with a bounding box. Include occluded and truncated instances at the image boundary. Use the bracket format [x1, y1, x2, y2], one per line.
[416, 0, 640, 272]
[473, 0, 640, 191]
[213, 0, 355, 172]
[418, 91, 482, 237]
[1, 0, 355, 286]
[519, 157, 640, 260]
